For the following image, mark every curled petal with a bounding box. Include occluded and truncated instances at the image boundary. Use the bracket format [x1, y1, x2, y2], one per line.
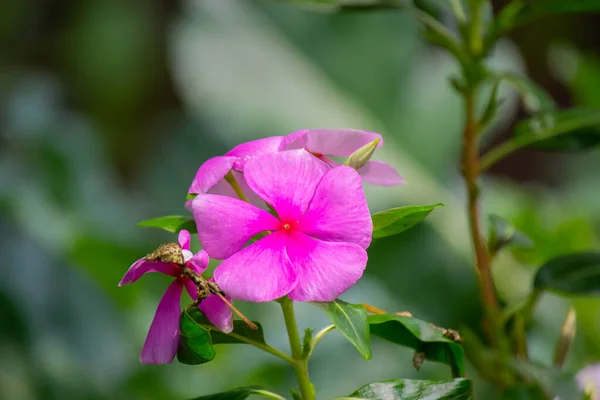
[140, 280, 183, 364]
[303, 129, 383, 157]
[244, 150, 329, 220]
[286, 231, 368, 302]
[358, 160, 404, 186]
[226, 136, 284, 170]
[178, 230, 191, 250]
[118, 258, 179, 286]
[188, 156, 236, 195]
[187, 250, 210, 275]
[279, 129, 309, 151]
[192, 194, 280, 259]
[214, 231, 297, 302]
[298, 166, 372, 249]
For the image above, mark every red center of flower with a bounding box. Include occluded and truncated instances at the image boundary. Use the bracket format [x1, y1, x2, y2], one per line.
[279, 220, 297, 233]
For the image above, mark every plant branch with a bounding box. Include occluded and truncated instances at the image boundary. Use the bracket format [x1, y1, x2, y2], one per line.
[281, 298, 315, 400]
[225, 331, 295, 365]
[461, 89, 500, 345]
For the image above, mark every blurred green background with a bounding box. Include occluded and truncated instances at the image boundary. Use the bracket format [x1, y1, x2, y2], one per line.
[2, 0, 600, 399]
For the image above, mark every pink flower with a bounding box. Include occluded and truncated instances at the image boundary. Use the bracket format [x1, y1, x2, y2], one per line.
[191, 150, 372, 303]
[577, 363, 600, 400]
[187, 136, 284, 205]
[119, 230, 233, 364]
[281, 129, 404, 186]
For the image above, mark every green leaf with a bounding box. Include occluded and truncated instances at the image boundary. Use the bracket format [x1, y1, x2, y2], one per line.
[178, 308, 216, 365]
[368, 314, 465, 376]
[534, 252, 600, 296]
[515, 109, 600, 151]
[189, 386, 272, 400]
[488, 214, 533, 254]
[372, 204, 443, 239]
[137, 215, 197, 234]
[311, 300, 371, 359]
[339, 378, 472, 399]
[492, 0, 600, 38]
[185, 307, 266, 345]
[497, 73, 557, 114]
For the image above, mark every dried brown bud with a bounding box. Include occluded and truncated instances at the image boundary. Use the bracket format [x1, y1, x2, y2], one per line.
[395, 311, 413, 317]
[145, 242, 184, 265]
[412, 352, 425, 371]
[443, 329, 463, 343]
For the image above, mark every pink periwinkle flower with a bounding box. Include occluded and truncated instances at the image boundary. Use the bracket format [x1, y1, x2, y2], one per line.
[281, 129, 404, 186]
[191, 149, 372, 303]
[187, 136, 284, 206]
[119, 230, 233, 364]
[577, 363, 600, 400]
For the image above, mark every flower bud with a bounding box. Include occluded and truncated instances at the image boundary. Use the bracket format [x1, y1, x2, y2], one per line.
[342, 138, 380, 171]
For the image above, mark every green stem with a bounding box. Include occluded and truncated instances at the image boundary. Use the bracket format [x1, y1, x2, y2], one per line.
[280, 298, 315, 400]
[224, 171, 250, 202]
[468, 0, 484, 56]
[226, 331, 295, 364]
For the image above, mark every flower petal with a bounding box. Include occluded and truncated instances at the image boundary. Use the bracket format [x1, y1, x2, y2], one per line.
[298, 166, 372, 249]
[303, 129, 383, 157]
[187, 250, 210, 275]
[178, 230, 191, 250]
[188, 156, 236, 195]
[118, 258, 179, 286]
[279, 129, 309, 151]
[214, 231, 297, 302]
[140, 280, 183, 364]
[286, 231, 368, 302]
[192, 194, 280, 259]
[183, 280, 234, 334]
[358, 160, 404, 186]
[226, 136, 284, 170]
[244, 149, 329, 220]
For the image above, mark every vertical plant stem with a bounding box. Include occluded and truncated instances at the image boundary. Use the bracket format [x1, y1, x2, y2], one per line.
[463, 91, 499, 313]
[280, 298, 315, 400]
[462, 90, 500, 344]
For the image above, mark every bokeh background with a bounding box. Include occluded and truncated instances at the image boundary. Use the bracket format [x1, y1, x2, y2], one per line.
[2, 1, 600, 399]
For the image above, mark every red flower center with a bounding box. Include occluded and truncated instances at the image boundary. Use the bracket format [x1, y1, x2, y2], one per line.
[279, 219, 297, 233]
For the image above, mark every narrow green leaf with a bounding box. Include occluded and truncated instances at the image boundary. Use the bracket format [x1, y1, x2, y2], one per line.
[368, 314, 465, 376]
[178, 308, 216, 365]
[488, 214, 533, 254]
[497, 73, 557, 114]
[515, 109, 600, 151]
[339, 378, 472, 399]
[185, 307, 266, 345]
[491, 0, 600, 39]
[534, 252, 600, 296]
[372, 203, 443, 239]
[188, 386, 267, 400]
[137, 215, 197, 234]
[311, 300, 371, 359]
